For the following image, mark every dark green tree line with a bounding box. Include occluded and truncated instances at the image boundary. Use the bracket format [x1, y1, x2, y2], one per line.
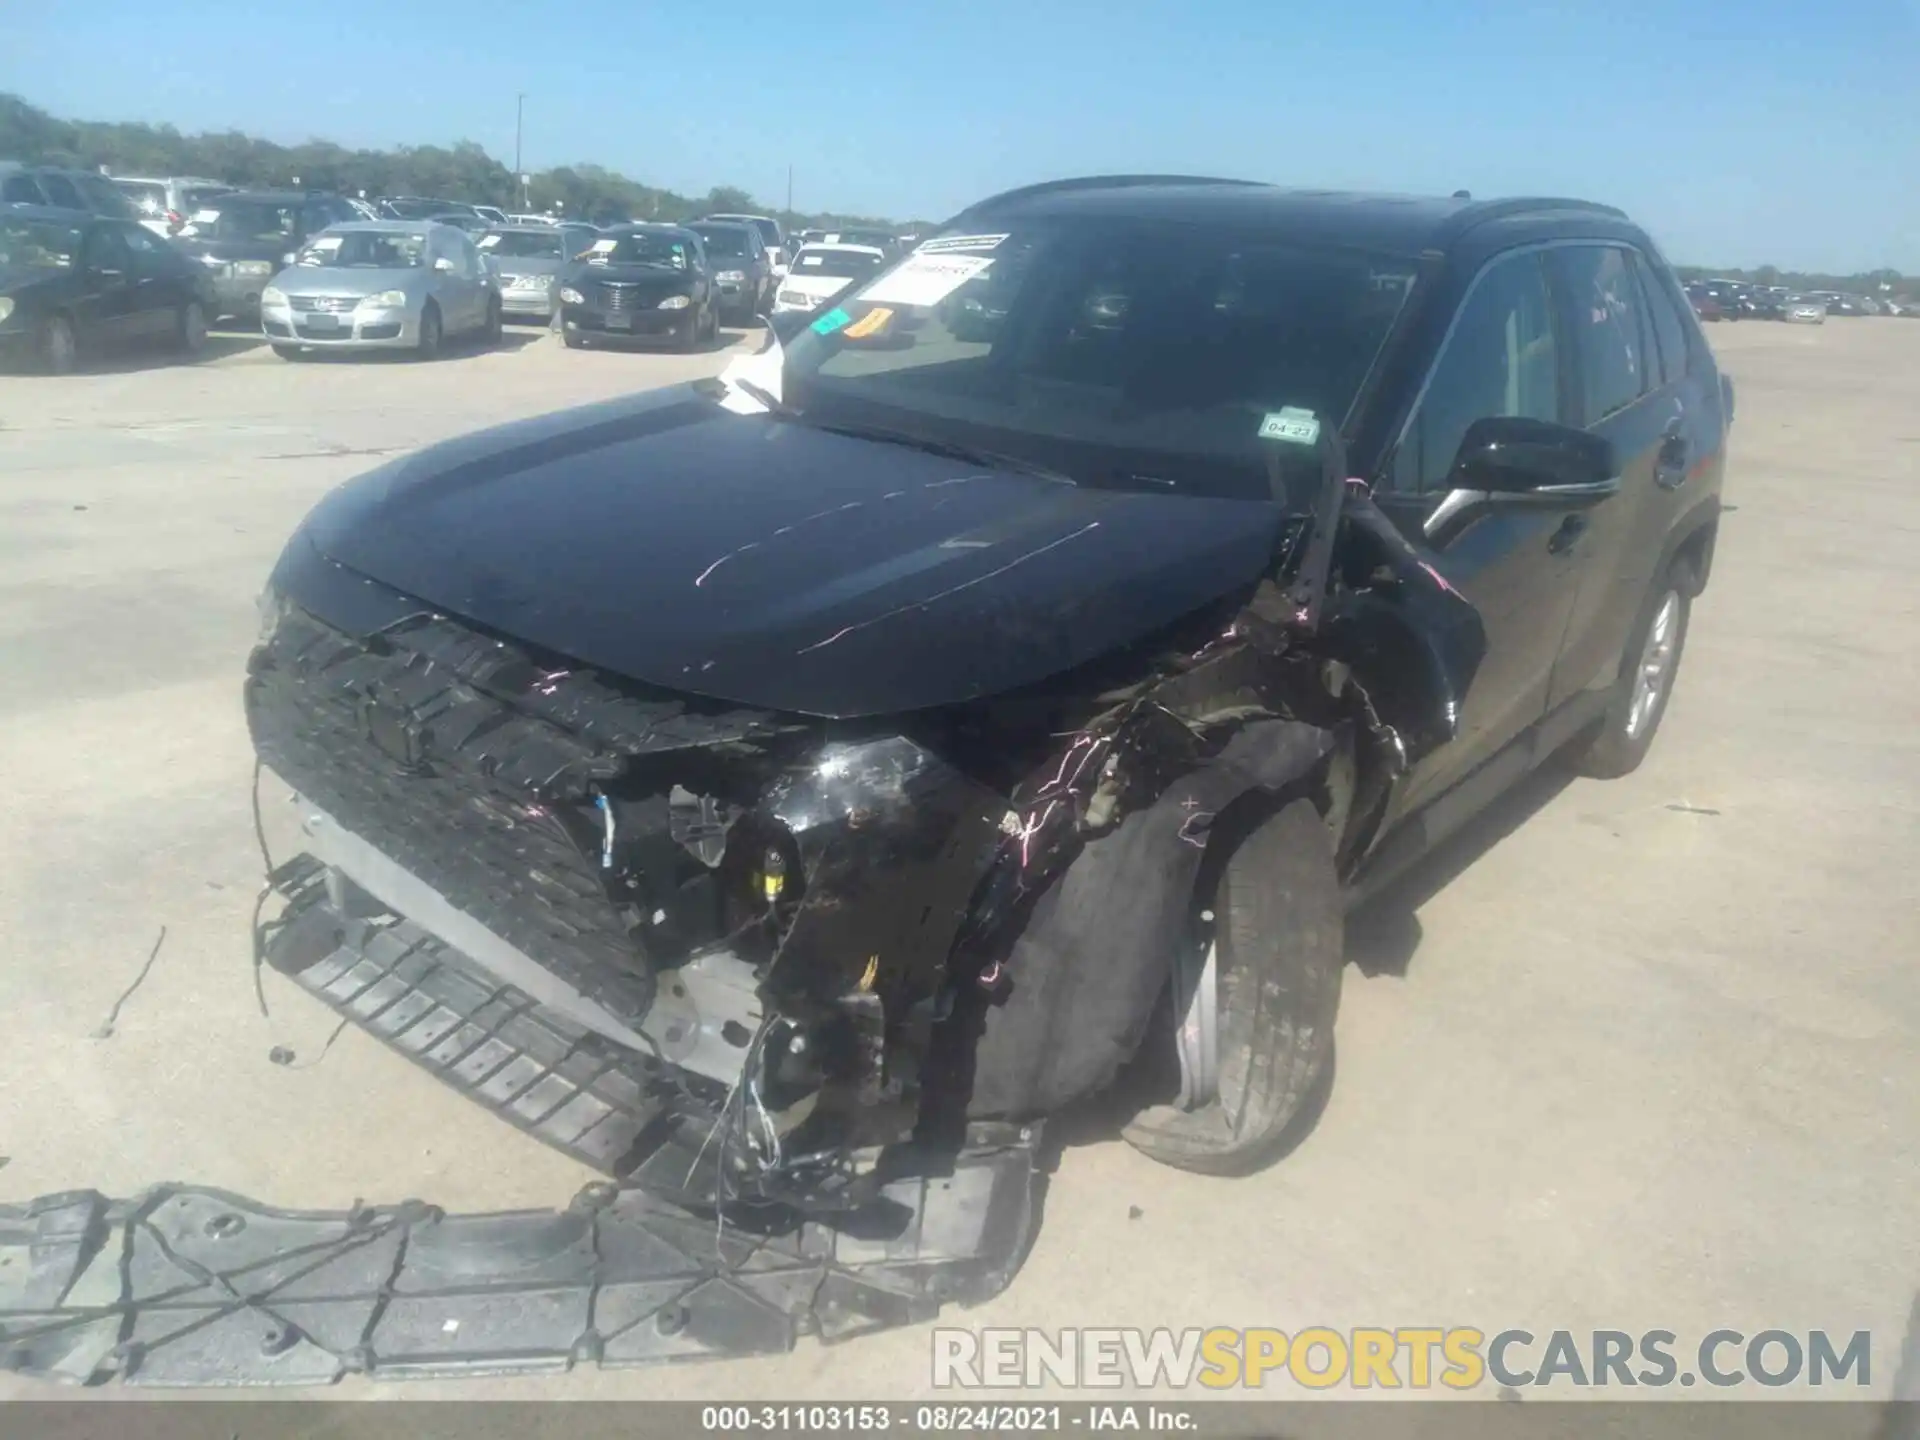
[0, 93, 931, 233]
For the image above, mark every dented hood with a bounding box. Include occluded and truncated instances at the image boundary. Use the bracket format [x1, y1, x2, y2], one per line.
[279, 385, 1284, 717]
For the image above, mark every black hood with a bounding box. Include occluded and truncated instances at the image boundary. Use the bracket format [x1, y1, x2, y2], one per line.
[274, 386, 1284, 718]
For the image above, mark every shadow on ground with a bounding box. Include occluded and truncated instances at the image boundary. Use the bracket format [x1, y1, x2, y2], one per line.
[1345, 761, 1576, 979]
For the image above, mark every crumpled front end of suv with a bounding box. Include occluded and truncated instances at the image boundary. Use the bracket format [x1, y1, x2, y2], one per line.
[248, 583, 1028, 1215]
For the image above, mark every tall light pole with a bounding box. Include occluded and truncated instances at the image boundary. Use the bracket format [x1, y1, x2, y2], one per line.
[514, 93, 527, 210]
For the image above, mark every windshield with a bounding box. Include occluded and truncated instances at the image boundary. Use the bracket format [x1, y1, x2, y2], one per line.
[822, 230, 894, 250]
[583, 231, 691, 268]
[0, 217, 81, 271]
[382, 198, 457, 219]
[790, 246, 887, 281]
[297, 230, 426, 268]
[780, 219, 1416, 504]
[188, 202, 298, 242]
[480, 229, 567, 258]
[691, 225, 751, 259]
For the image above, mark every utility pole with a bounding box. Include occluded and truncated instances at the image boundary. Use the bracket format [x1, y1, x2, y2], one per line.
[514, 94, 527, 210]
[786, 164, 793, 217]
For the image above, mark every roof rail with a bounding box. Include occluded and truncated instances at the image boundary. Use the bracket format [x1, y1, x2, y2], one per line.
[1433, 194, 1629, 248]
[950, 174, 1265, 216]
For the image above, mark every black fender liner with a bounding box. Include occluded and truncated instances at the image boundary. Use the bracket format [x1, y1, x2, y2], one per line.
[952, 718, 1336, 1120]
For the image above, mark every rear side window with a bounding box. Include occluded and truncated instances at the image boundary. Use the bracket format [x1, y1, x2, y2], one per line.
[1633, 254, 1691, 388]
[1396, 250, 1562, 494]
[76, 176, 131, 216]
[38, 173, 83, 208]
[1553, 246, 1651, 422]
[1, 173, 45, 204]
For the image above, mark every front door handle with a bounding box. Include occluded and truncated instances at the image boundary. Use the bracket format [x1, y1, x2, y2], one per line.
[1548, 513, 1588, 556]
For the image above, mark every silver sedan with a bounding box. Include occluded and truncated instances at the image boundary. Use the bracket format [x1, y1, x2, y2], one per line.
[1782, 296, 1827, 325]
[477, 222, 598, 323]
[260, 221, 502, 359]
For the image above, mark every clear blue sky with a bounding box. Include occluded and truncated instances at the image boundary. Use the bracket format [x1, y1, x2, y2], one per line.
[5, 0, 1916, 272]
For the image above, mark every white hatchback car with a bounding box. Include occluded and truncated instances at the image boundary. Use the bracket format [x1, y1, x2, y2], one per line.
[770, 243, 891, 315]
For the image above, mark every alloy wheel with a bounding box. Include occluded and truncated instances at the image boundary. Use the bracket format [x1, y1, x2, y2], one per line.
[1626, 591, 1682, 740]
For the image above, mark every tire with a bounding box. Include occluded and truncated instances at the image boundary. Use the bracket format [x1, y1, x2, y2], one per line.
[675, 310, 701, 352]
[40, 314, 77, 375]
[483, 296, 503, 346]
[563, 330, 585, 349]
[1562, 560, 1693, 779]
[175, 301, 208, 357]
[271, 344, 306, 361]
[1121, 798, 1344, 1176]
[415, 302, 442, 360]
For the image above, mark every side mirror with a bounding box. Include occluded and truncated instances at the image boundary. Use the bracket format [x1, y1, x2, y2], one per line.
[766, 309, 813, 345]
[1451, 416, 1619, 500]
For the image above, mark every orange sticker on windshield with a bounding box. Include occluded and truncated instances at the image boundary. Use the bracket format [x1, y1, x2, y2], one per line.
[844, 307, 894, 339]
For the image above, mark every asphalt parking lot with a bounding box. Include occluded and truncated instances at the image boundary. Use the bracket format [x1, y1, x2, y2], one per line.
[1, 317, 1915, 1404]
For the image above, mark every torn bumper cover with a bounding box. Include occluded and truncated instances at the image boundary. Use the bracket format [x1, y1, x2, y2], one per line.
[0, 1146, 1035, 1385]
[246, 597, 1017, 1216]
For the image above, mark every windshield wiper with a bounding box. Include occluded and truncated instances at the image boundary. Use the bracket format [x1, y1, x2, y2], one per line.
[810, 420, 1076, 484]
[730, 378, 795, 417]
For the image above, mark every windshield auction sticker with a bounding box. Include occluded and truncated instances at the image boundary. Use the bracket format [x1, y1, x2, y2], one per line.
[1258, 407, 1321, 445]
[916, 233, 1009, 254]
[862, 254, 993, 307]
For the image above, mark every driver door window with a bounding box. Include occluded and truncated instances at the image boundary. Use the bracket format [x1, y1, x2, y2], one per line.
[82, 224, 133, 278]
[1394, 251, 1562, 495]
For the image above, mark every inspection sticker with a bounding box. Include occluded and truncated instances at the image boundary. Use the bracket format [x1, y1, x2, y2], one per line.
[843, 306, 895, 339]
[1258, 407, 1321, 445]
[810, 307, 852, 335]
[916, 233, 1009, 255]
[860, 254, 993, 307]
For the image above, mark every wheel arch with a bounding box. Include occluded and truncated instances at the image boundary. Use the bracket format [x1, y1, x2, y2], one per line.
[954, 716, 1340, 1122]
[1665, 496, 1721, 597]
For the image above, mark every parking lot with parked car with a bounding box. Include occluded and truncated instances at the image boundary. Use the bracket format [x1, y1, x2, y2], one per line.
[0, 203, 1916, 1400]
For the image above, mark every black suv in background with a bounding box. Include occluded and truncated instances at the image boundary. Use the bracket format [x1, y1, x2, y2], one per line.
[247, 179, 1729, 1215]
[170, 190, 361, 321]
[0, 162, 141, 220]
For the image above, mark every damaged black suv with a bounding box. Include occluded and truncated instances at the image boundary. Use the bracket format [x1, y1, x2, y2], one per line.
[249, 177, 1728, 1209]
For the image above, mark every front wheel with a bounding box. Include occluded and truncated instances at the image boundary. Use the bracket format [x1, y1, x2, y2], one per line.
[1563, 564, 1693, 779]
[271, 344, 305, 361]
[482, 296, 503, 346]
[175, 301, 208, 357]
[40, 314, 77, 374]
[415, 303, 443, 360]
[1121, 798, 1344, 1176]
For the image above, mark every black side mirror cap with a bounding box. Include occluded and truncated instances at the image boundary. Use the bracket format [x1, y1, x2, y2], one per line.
[1452, 415, 1619, 499]
[765, 309, 813, 345]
